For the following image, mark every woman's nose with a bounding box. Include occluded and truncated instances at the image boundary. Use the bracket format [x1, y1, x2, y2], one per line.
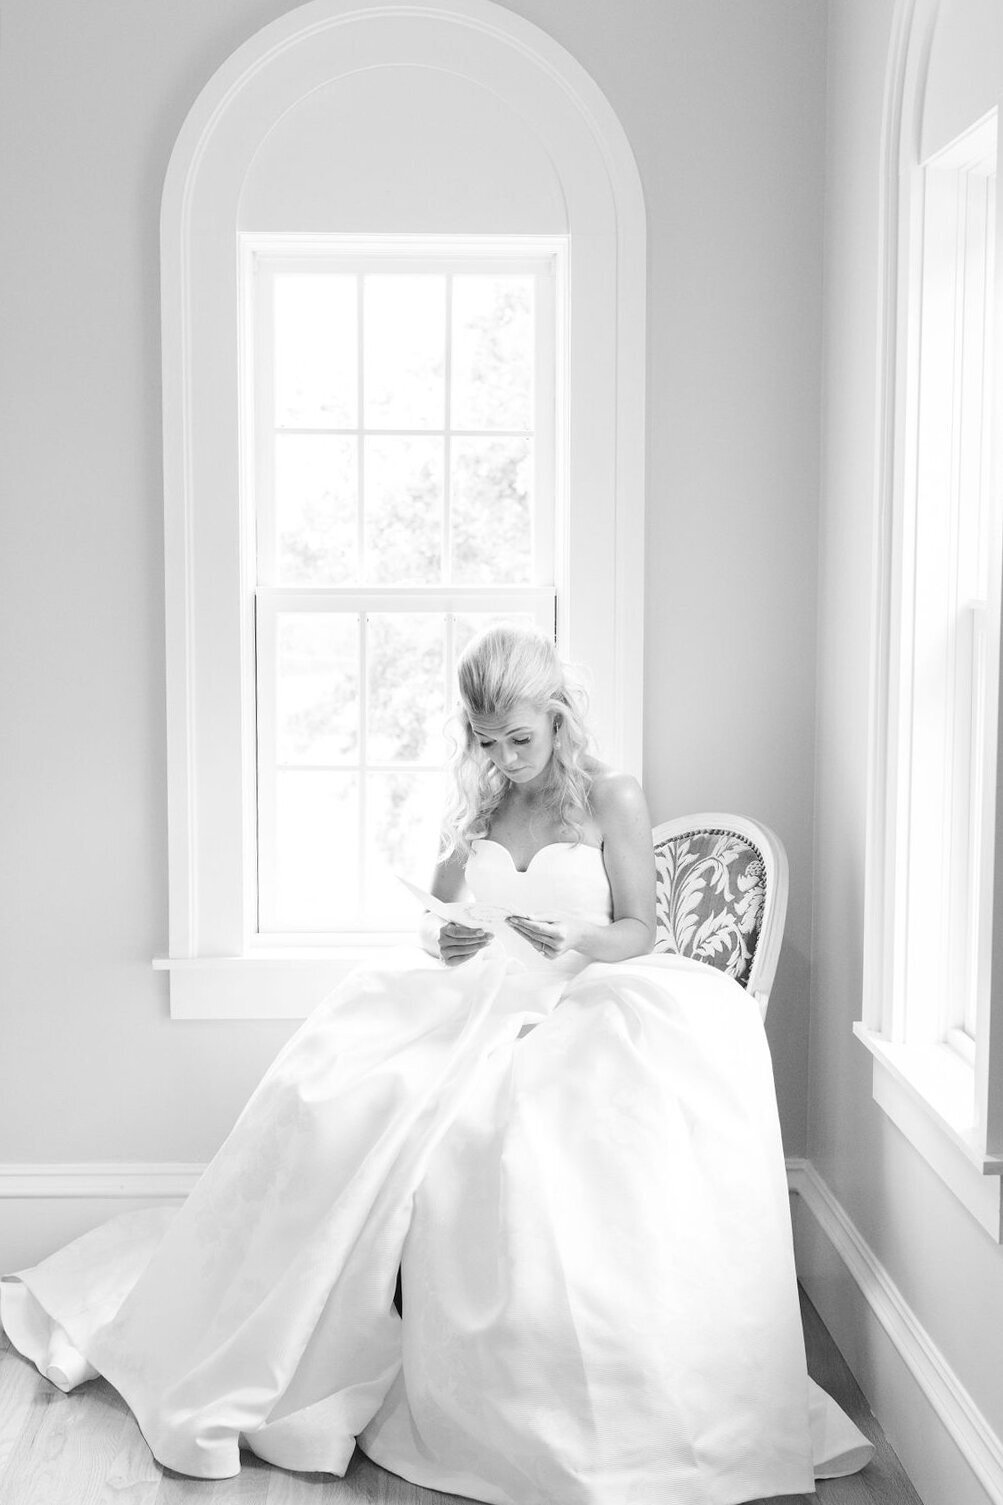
[500, 744, 519, 767]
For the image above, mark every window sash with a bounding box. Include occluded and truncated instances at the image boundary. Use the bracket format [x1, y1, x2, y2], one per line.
[899, 127, 999, 1056]
[244, 238, 562, 942]
[249, 250, 557, 593]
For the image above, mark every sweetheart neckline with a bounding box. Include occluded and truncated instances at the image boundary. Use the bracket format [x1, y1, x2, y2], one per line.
[472, 837, 604, 876]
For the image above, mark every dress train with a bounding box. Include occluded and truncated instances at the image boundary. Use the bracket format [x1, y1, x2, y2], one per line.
[2, 842, 874, 1502]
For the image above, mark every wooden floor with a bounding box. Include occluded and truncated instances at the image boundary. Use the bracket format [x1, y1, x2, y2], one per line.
[0, 1287, 923, 1505]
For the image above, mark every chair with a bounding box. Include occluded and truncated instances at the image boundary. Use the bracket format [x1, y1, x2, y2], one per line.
[650, 814, 789, 1019]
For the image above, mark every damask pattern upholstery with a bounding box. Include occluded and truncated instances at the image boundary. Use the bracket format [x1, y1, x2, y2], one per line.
[653, 828, 767, 990]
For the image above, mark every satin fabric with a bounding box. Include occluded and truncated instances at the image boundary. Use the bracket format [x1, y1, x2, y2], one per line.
[1, 841, 873, 1502]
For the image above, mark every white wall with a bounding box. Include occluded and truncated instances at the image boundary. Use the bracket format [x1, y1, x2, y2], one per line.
[0, 0, 826, 1260]
[811, 0, 1003, 1468]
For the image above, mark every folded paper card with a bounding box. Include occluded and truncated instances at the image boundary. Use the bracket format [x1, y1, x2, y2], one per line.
[396, 877, 539, 963]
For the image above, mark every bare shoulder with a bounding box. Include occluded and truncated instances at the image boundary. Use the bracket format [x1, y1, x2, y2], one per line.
[588, 767, 652, 836]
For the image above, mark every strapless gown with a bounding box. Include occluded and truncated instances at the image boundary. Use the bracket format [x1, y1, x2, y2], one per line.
[1, 840, 873, 1504]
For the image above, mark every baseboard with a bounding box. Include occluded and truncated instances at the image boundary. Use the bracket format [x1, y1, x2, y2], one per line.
[788, 1157, 1003, 1505]
[0, 1164, 202, 1199]
[0, 1163, 200, 1275]
[3, 1155, 1002, 1505]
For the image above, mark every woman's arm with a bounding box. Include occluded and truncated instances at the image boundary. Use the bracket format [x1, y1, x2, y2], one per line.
[506, 774, 656, 963]
[418, 849, 491, 965]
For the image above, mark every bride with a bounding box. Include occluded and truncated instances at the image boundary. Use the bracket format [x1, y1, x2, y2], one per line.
[1, 626, 873, 1503]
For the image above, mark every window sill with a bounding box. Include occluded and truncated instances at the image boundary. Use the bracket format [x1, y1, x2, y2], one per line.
[853, 1022, 1003, 1241]
[154, 944, 436, 1020]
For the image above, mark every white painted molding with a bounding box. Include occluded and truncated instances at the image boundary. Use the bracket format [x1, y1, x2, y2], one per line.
[790, 1157, 1003, 1505]
[0, 1164, 203, 1199]
[862, 0, 944, 1041]
[0, 1157, 813, 1206]
[153, 946, 435, 1019]
[853, 1023, 1003, 1240]
[861, 0, 935, 1039]
[0, 1156, 795, 1201]
[159, 0, 647, 1015]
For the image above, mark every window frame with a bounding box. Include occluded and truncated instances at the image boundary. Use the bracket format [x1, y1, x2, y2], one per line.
[246, 236, 563, 945]
[858, 0, 1003, 1241]
[154, 0, 646, 1019]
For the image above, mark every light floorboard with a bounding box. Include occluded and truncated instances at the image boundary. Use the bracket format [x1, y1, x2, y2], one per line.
[0, 1315, 37, 1479]
[0, 1289, 923, 1505]
[99, 1407, 162, 1504]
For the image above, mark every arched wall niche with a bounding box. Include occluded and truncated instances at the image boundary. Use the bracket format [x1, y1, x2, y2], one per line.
[867, 0, 1003, 1015]
[864, 0, 943, 1031]
[159, 0, 646, 1011]
[921, 0, 1003, 161]
[239, 67, 567, 232]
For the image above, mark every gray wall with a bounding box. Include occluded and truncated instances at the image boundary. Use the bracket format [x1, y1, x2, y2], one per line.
[0, 1, 827, 1236]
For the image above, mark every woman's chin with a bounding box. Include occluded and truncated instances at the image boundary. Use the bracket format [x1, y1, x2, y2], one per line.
[506, 769, 551, 792]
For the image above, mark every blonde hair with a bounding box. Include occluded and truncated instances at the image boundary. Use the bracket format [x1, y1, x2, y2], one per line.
[440, 626, 595, 861]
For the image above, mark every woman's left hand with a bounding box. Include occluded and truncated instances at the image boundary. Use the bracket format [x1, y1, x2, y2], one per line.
[504, 913, 590, 959]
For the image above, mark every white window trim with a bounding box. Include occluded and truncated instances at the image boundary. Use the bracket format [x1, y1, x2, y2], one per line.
[155, 0, 646, 1019]
[858, 0, 1003, 1240]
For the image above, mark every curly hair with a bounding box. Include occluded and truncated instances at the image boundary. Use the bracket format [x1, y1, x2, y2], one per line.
[439, 625, 596, 861]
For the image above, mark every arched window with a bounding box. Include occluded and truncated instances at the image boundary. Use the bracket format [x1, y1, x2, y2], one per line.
[156, 0, 646, 1018]
[859, 0, 1003, 1237]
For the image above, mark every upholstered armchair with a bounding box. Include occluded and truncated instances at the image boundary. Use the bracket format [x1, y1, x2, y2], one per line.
[651, 814, 789, 1019]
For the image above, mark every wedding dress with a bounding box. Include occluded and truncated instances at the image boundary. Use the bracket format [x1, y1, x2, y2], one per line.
[1, 839, 873, 1503]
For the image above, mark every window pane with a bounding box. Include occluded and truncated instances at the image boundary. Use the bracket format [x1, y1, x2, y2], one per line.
[367, 614, 446, 764]
[274, 274, 356, 430]
[274, 772, 359, 930]
[454, 611, 538, 660]
[275, 434, 358, 585]
[277, 613, 359, 766]
[450, 437, 532, 584]
[451, 275, 534, 431]
[365, 771, 446, 926]
[364, 436, 443, 583]
[364, 275, 445, 430]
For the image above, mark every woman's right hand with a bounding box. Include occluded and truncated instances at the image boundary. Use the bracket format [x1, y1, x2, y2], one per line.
[438, 920, 491, 966]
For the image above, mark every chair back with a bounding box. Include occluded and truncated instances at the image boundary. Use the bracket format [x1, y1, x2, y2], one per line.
[650, 813, 789, 1018]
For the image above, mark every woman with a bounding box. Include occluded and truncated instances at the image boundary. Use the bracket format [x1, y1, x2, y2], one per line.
[429, 623, 656, 972]
[1, 627, 872, 1503]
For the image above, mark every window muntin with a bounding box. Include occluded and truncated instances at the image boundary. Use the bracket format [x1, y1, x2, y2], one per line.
[245, 244, 559, 939]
